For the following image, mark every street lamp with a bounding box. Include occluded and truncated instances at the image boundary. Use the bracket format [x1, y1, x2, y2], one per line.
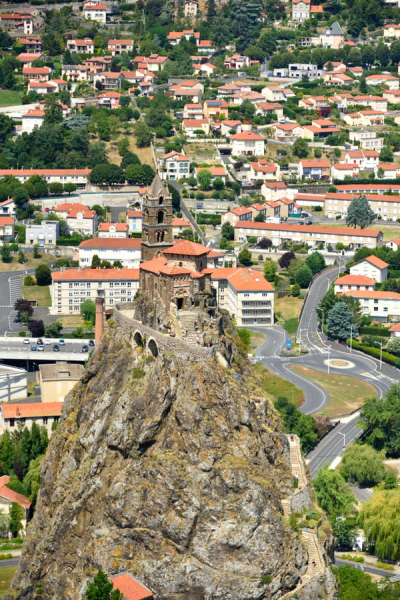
[298, 328, 307, 354]
[349, 324, 353, 354]
[375, 341, 383, 371]
[338, 431, 346, 448]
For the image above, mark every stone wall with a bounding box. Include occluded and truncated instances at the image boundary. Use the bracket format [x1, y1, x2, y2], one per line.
[114, 303, 215, 363]
[290, 486, 313, 513]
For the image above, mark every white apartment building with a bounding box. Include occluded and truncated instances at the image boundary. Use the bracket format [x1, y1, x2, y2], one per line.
[0, 169, 90, 190]
[349, 131, 384, 151]
[50, 267, 140, 314]
[230, 131, 265, 157]
[349, 255, 389, 283]
[66, 208, 98, 236]
[26, 220, 59, 246]
[234, 222, 383, 249]
[292, 0, 310, 21]
[211, 267, 275, 326]
[334, 274, 376, 295]
[325, 191, 400, 221]
[78, 238, 142, 268]
[343, 290, 400, 322]
[0, 402, 62, 436]
[97, 223, 129, 238]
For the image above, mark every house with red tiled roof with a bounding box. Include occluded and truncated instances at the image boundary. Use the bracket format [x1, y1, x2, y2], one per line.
[172, 217, 192, 237]
[385, 237, 400, 252]
[111, 573, 153, 600]
[343, 290, 400, 321]
[182, 103, 204, 119]
[166, 30, 200, 45]
[159, 151, 191, 181]
[67, 38, 94, 53]
[0, 403, 63, 435]
[97, 222, 129, 238]
[366, 73, 400, 90]
[107, 38, 134, 55]
[292, 0, 310, 21]
[298, 158, 330, 180]
[254, 101, 284, 118]
[250, 159, 280, 182]
[389, 322, 400, 337]
[222, 206, 254, 226]
[0, 475, 31, 536]
[133, 54, 169, 72]
[182, 118, 210, 137]
[78, 238, 142, 268]
[22, 66, 51, 81]
[18, 35, 42, 52]
[334, 274, 376, 294]
[83, 3, 107, 22]
[0, 169, 91, 190]
[127, 209, 142, 234]
[230, 131, 265, 156]
[349, 255, 389, 283]
[194, 166, 227, 182]
[51, 268, 140, 314]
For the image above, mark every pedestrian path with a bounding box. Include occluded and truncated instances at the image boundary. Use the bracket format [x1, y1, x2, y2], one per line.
[178, 311, 200, 345]
[9, 274, 23, 308]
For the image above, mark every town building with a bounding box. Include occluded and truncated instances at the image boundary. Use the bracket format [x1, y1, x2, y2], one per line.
[97, 91, 122, 108]
[51, 268, 140, 315]
[234, 222, 383, 249]
[111, 573, 154, 600]
[366, 74, 400, 90]
[224, 55, 252, 70]
[78, 238, 142, 268]
[320, 22, 344, 49]
[133, 54, 169, 72]
[18, 35, 42, 52]
[159, 151, 190, 180]
[26, 220, 59, 246]
[292, 0, 310, 21]
[211, 267, 275, 326]
[94, 72, 123, 90]
[349, 255, 389, 283]
[22, 66, 51, 81]
[38, 362, 84, 403]
[334, 275, 376, 295]
[0, 169, 90, 190]
[203, 99, 229, 119]
[348, 131, 384, 151]
[17, 52, 45, 67]
[249, 159, 281, 182]
[343, 290, 400, 322]
[230, 131, 265, 156]
[272, 123, 305, 143]
[184, 0, 198, 17]
[0, 216, 15, 242]
[66, 38, 94, 53]
[127, 210, 143, 234]
[343, 150, 379, 170]
[84, 3, 107, 22]
[298, 159, 330, 180]
[389, 323, 400, 337]
[273, 64, 322, 80]
[385, 238, 400, 251]
[61, 65, 90, 82]
[107, 39, 134, 55]
[97, 223, 129, 238]
[0, 403, 63, 435]
[0, 475, 30, 536]
[194, 166, 227, 183]
[172, 217, 192, 237]
[384, 24, 400, 38]
[182, 119, 210, 137]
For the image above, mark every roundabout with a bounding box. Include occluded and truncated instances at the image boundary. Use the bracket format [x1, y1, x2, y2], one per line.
[324, 358, 355, 369]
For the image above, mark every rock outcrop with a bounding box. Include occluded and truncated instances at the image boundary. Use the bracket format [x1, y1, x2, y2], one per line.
[8, 313, 331, 599]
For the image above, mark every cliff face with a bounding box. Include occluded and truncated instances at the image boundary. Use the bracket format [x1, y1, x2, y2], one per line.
[9, 316, 310, 600]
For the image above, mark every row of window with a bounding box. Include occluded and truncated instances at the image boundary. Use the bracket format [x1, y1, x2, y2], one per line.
[8, 416, 59, 427]
[66, 282, 133, 288]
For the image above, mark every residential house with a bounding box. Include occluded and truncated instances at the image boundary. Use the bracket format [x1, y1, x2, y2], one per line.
[292, 0, 310, 21]
[352, 95, 388, 112]
[171, 86, 202, 103]
[184, 0, 198, 16]
[254, 102, 284, 118]
[195, 166, 227, 183]
[262, 86, 289, 102]
[325, 191, 400, 221]
[250, 159, 281, 182]
[193, 62, 217, 76]
[61, 65, 90, 81]
[230, 91, 265, 106]
[172, 217, 192, 237]
[273, 64, 322, 80]
[277, 197, 302, 219]
[198, 40, 215, 54]
[0, 403, 62, 436]
[111, 573, 154, 600]
[382, 89, 400, 103]
[211, 267, 275, 326]
[93, 72, 123, 91]
[38, 362, 84, 403]
[26, 220, 59, 246]
[182, 118, 210, 137]
[323, 72, 353, 86]
[389, 323, 400, 337]
[0, 11, 42, 35]
[203, 99, 229, 119]
[222, 206, 253, 226]
[331, 163, 360, 180]
[159, 151, 190, 180]
[272, 123, 304, 143]
[84, 4, 107, 22]
[107, 39, 134, 55]
[234, 222, 383, 248]
[127, 209, 142, 234]
[220, 120, 242, 136]
[334, 274, 376, 295]
[183, 104, 204, 119]
[0, 199, 16, 217]
[66, 207, 98, 236]
[166, 30, 200, 45]
[0, 475, 30, 535]
[224, 55, 252, 69]
[320, 21, 345, 49]
[230, 131, 265, 156]
[349, 255, 389, 283]
[347, 66, 364, 77]
[349, 130, 384, 151]
[97, 91, 122, 108]
[343, 150, 379, 169]
[133, 54, 169, 72]
[21, 108, 44, 134]
[298, 158, 330, 180]
[78, 238, 142, 268]
[217, 81, 251, 97]
[22, 66, 51, 81]
[384, 24, 400, 38]
[97, 223, 129, 238]
[17, 52, 45, 66]
[323, 61, 347, 71]
[0, 170, 90, 190]
[261, 181, 291, 202]
[366, 74, 400, 90]
[17, 35, 42, 52]
[66, 38, 94, 53]
[299, 96, 331, 116]
[374, 163, 400, 179]
[51, 268, 140, 314]
[343, 290, 400, 322]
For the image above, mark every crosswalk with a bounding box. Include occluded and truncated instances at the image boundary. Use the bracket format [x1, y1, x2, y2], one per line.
[254, 347, 328, 361]
[9, 275, 23, 309]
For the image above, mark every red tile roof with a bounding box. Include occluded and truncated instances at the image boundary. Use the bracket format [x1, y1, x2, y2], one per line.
[97, 222, 128, 231]
[127, 210, 142, 218]
[234, 221, 382, 237]
[1, 402, 63, 419]
[111, 574, 153, 599]
[172, 217, 191, 227]
[230, 131, 264, 140]
[195, 167, 226, 176]
[300, 159, 330, 168]
[163, 240, 209, 256]
[0, 170, 90, 177]
[213, 267, 275, 291]
[355, 255, 389, 269]
[0, 477, 31, 509]
[389, 323, 400, 332]
[79, 238, 142, 249]
[0, 217, 14, 226]
[334, 275, 376, 286]
[343, 290, 400, 299]
[52, 268, 139, 281]
[140, 256, 167, 274]
[53, 202, 87, 212]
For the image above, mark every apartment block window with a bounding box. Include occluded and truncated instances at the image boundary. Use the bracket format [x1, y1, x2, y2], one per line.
[110, 283, 114, 288]
[43, 417, 48, 425]
[244, 293, 250, 297]
[69, 283, 73, 288]
[9, 419, 14, 427]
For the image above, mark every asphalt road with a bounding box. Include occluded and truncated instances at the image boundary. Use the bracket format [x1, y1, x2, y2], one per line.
[0, 558, 19, 567]
[335, 557, 400, 579]
[253, 261, 399, 478]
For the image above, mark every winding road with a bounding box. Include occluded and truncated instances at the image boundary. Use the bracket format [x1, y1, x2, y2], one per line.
[253, 261, 399, 478]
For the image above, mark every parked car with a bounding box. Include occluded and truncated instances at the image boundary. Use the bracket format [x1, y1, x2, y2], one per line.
[81, 345, 89, 353]
[37, 338, 43, 345]
[14, 316, 21, 323]
[37, 345, 44, 351]
[31, 345, 37, 351]
[23, 338, 30, 344]
[89, 340, 95, 347]
[305, 220, 313, 225]
[59, 339, 65, 346]
[44, 339, 51, 345]
[53, 344, 60, 352]
[300, 212, 309, 218]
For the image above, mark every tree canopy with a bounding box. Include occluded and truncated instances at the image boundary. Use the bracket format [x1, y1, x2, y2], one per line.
[359, 489, 400, 560]
[313, 465, 355, 520]
[359, 383, 400, 457]
[327, 302, 359, 341]
[340, 444, 386, 486]
[345, 195, 375, 229]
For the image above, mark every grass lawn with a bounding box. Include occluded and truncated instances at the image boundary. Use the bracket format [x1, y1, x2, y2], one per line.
[248, 330, 265, 353]
[0, 565, 17, 597]
[322, 222, 400, 242]
[60, 316, 83, 328]
[0, 253, 56, 273]
[182, 143, 218, 161]
[275, 295, 303, 321]
[282, 317, 299, 335]
[254, 362, 305, 408]
[0, 91, 21, 107]
[291, 365, 377, 417]
[22, 284, 51, 307]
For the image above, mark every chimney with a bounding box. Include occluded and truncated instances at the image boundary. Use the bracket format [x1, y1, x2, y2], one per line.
[95, 296, 104, 344]
[16, 406, 20, 417]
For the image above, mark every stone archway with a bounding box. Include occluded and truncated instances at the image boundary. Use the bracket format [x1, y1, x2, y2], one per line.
[133, 330, 144, 347]
[147, 338, 159, 358]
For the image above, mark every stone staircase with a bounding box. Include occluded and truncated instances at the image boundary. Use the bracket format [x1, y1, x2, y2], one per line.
[178, 311, 200, 345]
[289, 437, 306, 489]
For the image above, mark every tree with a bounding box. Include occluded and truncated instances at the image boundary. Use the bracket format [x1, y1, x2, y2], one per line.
[387, 338, 400, 356]
[279, 251, 296, 269]
[238, 247, 253, 266]
[81, 299, 96, 325]
[274, 397, 318, 452]
[44, 320, 63, 338]
[1, 243, 11, 263]
[28, 319, 45, 338]
[345, 194, 375, 229]
[359, 489, 400, 560]
[292, 138, 309, 158]
[258, 237, 272, 248]
[292, 283, 301, 297]
[380, 146, 393, 163]
[49, 182, 64, 196]
[0, 114, 14, 143]
[64, 183, 77, 195]
[43, 96, 63, 125]
[14, 299, 33, 317]
[118, 138, 130, 157]
[33, 244, 40, 259]
[221, 222, 234, 240]
[377, 167, 385, 179]
[89, 164, 125, 185]
[91, 255, 101, 268]
[359, 383, 400, 457]
[9, 501, 24, 537]
[332, 517, 358, 550]
[198, 169, 213, 191]
[314, 465, 355, 519]
[86, 570, 123, 600]
[133, 121, 151, 147]
[340, 444, 386, 486]
[254, 213, 265, 223]
[333, 564, 400, 599]
[125, 164, 155, 186]
[35, 264, 52, 286]
[13, 187, 29, 209]
[263, 260, 277, 282]
[119, 96, 131, 107]
[18, 250, 26, 264]
[24, 454, 43, 507]
[295, 265, 313, 288]
[327, 302, 358, 341]
[213, 177, 224, 191]
[121, 152, 141, 169]
[306, 251, 326, 276]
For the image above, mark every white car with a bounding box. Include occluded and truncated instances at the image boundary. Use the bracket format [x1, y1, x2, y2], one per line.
[23, 338, 30, 344]
[37, 345, 44, 351]
[44, 339, 51, 345]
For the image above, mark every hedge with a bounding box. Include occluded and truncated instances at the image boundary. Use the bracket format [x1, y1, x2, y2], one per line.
[389, 270, 400, 278]
[56, 239, 82, 246]
[359, 326, 390, 337]
[347, 338, 400, 367]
